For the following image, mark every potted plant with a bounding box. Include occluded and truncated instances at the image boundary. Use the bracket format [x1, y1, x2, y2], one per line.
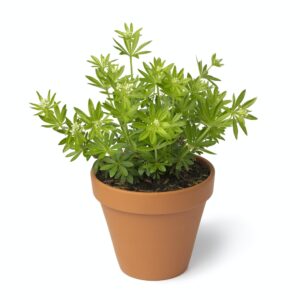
[30, 23, 256, 280]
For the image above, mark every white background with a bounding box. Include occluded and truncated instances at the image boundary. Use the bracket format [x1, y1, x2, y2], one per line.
[1, 0, 299, 299]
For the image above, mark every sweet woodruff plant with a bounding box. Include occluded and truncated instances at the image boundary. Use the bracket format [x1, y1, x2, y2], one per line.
[30, 23, 256, 188]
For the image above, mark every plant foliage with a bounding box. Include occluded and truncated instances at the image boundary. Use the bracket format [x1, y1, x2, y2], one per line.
[30, 23, 257, 184]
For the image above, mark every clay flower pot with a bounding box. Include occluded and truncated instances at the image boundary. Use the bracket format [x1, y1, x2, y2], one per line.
[91, 156, 215, 280]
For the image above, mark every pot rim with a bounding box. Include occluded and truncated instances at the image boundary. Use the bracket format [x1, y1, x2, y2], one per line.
[91, 156, 215, 214]
[91, 155, 214, 195]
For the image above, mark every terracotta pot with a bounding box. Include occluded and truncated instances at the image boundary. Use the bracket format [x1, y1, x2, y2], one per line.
[91, 156, 215, 280]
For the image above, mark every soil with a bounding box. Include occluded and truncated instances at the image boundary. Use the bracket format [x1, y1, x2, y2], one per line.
[95, 159, 210, 192]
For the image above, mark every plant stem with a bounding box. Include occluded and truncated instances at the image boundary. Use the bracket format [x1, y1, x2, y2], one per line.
[130, 56, 133, 78]
[155, 85, 161, 106]
[156, 85, 160, 96]
[199, 126, 210, 141]
[154, 147, 158, 162]
[105, 87, 112, 99]
[121, 122, 134, 150]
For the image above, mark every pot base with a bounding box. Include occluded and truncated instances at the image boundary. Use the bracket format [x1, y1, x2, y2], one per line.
[120, 265, 188, 281]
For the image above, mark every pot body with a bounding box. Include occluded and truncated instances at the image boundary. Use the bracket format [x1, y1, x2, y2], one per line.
[91, 156, 215, 280]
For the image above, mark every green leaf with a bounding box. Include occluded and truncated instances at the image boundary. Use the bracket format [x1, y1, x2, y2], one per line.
[158, 164, 166, 172]
[109, 165, 118, 177]
[66, 151, 82, 161]
[122, 161, 134, 167]
[206, 75, 220, 82]
[236, 90, 246, 107]
[237, 116, 247, 135]
[74, 107, 90, 123]
[139, 130, 149, 141]
[119, 165, 128, 176]
[232, 118, 238, 139]
[113, 39, 128, 55]
[149, 131, 157, 145]
[100, 164, 114, 171]
[242, 98, 257, 109]
[135, 40, 152, 53]
[88, 99, 95, 116]
[127, 174, 134, 184]
[36, 91, 43, 101]
[157, 127, 170, 139]
[103, 157, 115, 164]
[58, 138, 67, 145]
[70, 151, 81, 161]
[86, 76, 101, 87]
[245, 114, 257, 120]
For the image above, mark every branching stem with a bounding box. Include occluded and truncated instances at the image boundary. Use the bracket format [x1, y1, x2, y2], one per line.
[130, 56, 133, 78]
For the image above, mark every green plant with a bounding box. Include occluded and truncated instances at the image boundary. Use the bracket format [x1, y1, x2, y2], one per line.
[30, 23, 256, 184]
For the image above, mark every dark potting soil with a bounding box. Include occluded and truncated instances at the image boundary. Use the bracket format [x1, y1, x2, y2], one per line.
[95, 159, 210, 192]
